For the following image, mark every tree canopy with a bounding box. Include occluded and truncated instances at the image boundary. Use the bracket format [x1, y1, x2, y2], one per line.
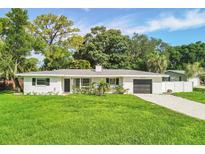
[166, 41, 205, 70]
[31, 13, 83, 70]
[74, 26, 131, 69]
[130, 33, 169, 71]
[0, 9, 35, 90]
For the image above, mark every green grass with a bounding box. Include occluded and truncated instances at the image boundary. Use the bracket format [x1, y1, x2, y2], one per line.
[1, 92, 205, 144]
[174, 88, 205, 104]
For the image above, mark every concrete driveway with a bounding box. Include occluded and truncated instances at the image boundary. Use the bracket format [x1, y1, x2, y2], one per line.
[135, 94, 205, 120]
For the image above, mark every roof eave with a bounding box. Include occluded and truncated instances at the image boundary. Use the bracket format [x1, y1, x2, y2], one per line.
[16, 74, 169, 78]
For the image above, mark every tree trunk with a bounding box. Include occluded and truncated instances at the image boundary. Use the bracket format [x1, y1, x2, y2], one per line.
[11, 77, 16, 91]
[16, 78, 23, 92]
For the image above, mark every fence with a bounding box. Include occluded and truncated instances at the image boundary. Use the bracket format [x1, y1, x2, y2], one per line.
[162, 81, 193, 93]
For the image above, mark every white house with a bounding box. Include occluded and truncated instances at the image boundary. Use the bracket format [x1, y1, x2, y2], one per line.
[164, 70, 200, 87]
[16, 65, 193, 95]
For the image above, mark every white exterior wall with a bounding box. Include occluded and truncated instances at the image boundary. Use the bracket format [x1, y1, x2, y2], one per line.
[122, 77, 162, 94]
[188, 77, 200, 87]
[24, 76, 63, 94]
[23, 76, 193, 95]
[162, 81, 193, 93]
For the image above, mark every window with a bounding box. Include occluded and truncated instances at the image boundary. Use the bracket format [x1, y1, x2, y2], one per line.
[73, 78, 80, 88]
[106, 78, 120, 86]
[110, 78, 116, 85]
[73, 78, 91, 88]
[81, 78, 90, 87]
[179, 76, 182, 81]
[162, 77, 170, 81]
[36, 78, 50, 86]
[32, 78, 36, 86]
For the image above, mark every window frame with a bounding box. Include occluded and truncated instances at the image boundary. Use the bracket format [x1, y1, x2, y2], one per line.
[73, 78, 91, 89]
[81, 78, 91, 88]
[106, 78, 120, 86]
[32, 78, 50, 86]
[73, 78, 80, 88]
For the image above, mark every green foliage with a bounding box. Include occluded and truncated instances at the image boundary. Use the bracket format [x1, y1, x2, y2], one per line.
[114, 85, 128, 94]
[74, 26, 131, 69]
[23, 58, 39, 72]
[69, 59, 91, 69]
[146, 52, 168, 73]
[72, 81, 109, 96]
[166, 42, 205, 70]
[0, 9, 36, 90]
[130, 33, 169, 70]
[42, 45, 72, 70]
[185, 62, 204, 78]
[96, 80, 110, 95]
[31, 13, 82, 70]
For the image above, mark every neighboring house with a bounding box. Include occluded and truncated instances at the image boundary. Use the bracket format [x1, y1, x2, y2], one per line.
[16, 65, 170, 95]
[164, 70, 200, 87]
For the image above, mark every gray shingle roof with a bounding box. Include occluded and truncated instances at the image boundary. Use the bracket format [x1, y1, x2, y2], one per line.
[16, 69, 168, 77]
[165, 70, 185, 75]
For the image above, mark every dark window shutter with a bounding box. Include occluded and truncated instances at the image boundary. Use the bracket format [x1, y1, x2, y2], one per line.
[106, 78, 109, 83]
[46, 78, 50, 86]
[32, 78, 36, 86]
[116, 78, 119, 85]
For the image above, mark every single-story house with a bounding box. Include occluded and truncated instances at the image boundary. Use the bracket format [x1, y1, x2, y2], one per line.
[16, 65, 172, 95]
[164, 70, 200, 87]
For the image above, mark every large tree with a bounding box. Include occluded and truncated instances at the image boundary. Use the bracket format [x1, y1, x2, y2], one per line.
[74, 26, 131, 69]
[130, 33, 169, 71]
[0, 9, 35, 90]
[31, 13, 83, 70]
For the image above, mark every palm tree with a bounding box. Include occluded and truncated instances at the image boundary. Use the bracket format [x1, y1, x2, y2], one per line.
[147, 52, 168, 73]
[97, 80, 109, 96]
[185, 62, 204, 79]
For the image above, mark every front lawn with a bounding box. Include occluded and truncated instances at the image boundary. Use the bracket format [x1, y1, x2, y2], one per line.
[1, 92, 205, 144]
[174, 88, 205, 104]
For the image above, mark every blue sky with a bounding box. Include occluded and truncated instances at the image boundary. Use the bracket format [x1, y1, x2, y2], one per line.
[1, 8, 205, 45]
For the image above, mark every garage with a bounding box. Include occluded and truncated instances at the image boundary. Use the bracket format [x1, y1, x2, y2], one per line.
[133, 79, 152, 94]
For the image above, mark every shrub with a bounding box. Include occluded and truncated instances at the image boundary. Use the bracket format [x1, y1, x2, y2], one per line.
[72, 81, 110, 96]
[72, 87, 81, 94]
[96, 81, 110, 96]
[114, 85, 128, 94]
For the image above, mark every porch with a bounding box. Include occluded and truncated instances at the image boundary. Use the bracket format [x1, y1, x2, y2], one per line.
[62, 77, 123, 93]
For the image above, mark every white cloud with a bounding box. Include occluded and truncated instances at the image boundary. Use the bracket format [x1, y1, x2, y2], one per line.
[75, 9, 205, 36]
[107, 9, 205, 34]
[75, 18, 93, 35]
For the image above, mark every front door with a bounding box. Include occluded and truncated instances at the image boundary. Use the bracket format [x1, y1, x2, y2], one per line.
[64, 79, 70, 92]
